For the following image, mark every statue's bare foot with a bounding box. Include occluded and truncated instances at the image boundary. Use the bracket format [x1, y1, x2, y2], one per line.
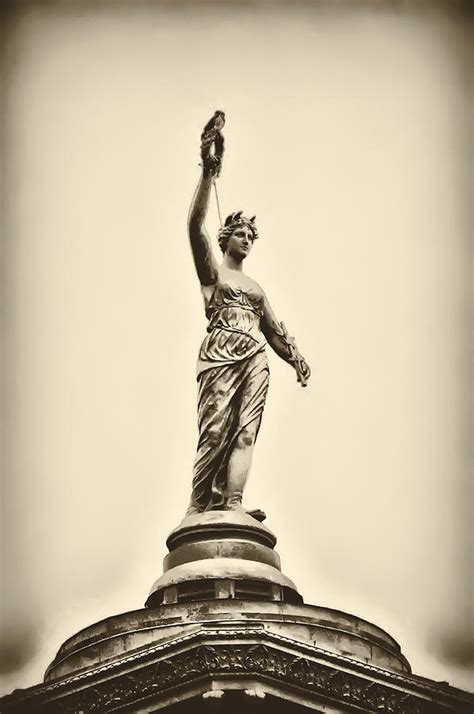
[225, 501, 247, 516]
[225, 500, 267, 522]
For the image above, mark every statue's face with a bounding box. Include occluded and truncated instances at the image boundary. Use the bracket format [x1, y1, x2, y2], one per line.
[226, 225, 254, 261]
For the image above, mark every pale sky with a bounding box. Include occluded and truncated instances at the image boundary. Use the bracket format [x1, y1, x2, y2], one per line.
[1, 0, 472, 697]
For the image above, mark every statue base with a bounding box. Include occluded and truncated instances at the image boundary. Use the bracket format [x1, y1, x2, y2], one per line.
[145, 510, 302, 608]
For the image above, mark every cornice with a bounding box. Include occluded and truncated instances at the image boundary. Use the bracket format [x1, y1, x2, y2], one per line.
[3, 626, 472, 713]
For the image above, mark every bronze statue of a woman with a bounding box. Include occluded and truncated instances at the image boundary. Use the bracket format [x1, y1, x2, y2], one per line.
[186, 112, 310, 517]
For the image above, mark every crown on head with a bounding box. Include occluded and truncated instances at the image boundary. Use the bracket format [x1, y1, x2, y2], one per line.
[223, 211, 258, 238]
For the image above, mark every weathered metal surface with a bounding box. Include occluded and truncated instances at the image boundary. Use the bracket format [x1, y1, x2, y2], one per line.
[167, 511, 277, 551]
[149, 559, 298, 596]
[164, 539, 281, 572]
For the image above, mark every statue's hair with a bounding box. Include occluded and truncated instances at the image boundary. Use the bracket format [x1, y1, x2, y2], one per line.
[217, 212, 259, 254]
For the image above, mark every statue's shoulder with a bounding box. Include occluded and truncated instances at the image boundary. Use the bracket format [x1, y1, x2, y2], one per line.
[242, 275, 266, 300]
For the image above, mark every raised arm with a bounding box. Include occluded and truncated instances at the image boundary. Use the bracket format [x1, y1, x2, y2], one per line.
[261, 293, 311, 387]
[188, 111, 225, 287]
[188, 171, 218, 286]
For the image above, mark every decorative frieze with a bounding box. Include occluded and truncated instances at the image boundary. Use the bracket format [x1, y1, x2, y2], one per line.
[3, 635, 471, 713]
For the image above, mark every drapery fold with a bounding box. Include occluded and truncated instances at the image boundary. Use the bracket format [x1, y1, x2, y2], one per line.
[190, 347, 269, 510]
[188, 282, 270, 512]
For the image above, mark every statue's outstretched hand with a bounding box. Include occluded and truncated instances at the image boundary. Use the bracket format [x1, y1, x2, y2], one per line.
[201, 111, 225, 178]
[279, 321, 311, 387]
[298, 359, 311, 387]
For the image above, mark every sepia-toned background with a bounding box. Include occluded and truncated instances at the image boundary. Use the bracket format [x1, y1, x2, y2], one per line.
[1, 0, 472, 697]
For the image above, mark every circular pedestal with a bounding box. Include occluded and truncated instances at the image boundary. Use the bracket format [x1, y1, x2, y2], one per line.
[146, 511, 302, 608]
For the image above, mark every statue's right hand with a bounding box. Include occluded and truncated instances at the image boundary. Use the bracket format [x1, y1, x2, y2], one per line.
[200, 111, 225, 178]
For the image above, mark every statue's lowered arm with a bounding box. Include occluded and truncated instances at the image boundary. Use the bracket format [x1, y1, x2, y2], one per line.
[261, 294, 311, 387]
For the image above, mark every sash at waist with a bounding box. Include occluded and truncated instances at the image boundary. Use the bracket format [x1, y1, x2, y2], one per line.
[197, 327, 266, 378]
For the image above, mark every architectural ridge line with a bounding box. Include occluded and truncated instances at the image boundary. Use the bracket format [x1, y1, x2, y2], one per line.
[14, 626, 469, 706]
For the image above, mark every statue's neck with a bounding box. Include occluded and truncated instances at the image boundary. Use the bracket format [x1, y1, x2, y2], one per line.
[221, 254, 244, 271]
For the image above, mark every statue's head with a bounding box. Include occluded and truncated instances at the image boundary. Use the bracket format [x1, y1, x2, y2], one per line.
[218, 212, 259, 259]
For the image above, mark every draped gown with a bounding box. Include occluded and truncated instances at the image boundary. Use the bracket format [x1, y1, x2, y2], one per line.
[189, 279, 270, 511]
